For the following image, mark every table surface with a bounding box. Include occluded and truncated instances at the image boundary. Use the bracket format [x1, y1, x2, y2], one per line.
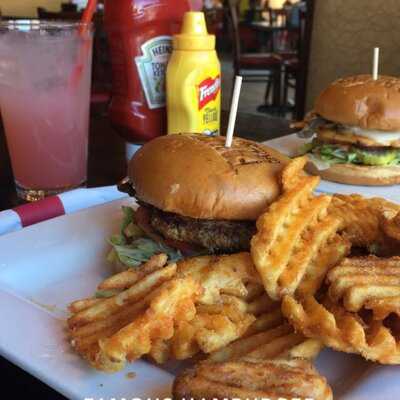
[0, 108, 294, 399]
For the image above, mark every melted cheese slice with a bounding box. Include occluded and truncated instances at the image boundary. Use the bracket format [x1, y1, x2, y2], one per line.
[342, 126, 400, 145]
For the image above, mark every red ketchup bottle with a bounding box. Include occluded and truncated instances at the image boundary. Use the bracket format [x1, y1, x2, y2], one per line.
[104, 0, 191, 143]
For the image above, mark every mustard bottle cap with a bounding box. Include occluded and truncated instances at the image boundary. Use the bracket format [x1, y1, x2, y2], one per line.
[173, 12, 215, 51]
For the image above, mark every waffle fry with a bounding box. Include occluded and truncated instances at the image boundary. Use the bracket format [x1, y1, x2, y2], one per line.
[296, 234, 351, 298]
[327, 256, 400, 317]
[192, 311, 255, 354]
[68, 259, 168, 314]
[68, 258, 202, 372]
[93, 277, 200, 371]
[364, 296, 400, 320]
[169, 288, 278, 361]
[68, 263, 177, 328]
[329, 194, 400, 249]
[243, 281, 265, 301]
[170, 289, 279, 361]
[196, 295, 248, 316]
[170, 253, 261, 356]
[68, 265, 179, 358]
[171, 295, 255, 357]
[382, 210, 400, 242]
[69, 297, 104, 314]
[282, 295, 400, 364]
[281, 155, 309, 191]
[173, 358, 332, 400]
[69, 252, 264, 368]
[208, 303, 322, 362]
[246, 292, 277, 315]
[367, 196, 400, 214]
[251, 157, 344, 300]
[98, 253, 168, 291]
[172, 320, 200, 360]
[329, 195, 380, 248]
[148, 339, 171, 364]
[177, 252, 261, 304]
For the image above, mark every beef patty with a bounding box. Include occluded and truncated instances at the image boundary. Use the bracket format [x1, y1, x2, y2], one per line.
[146, 204, 256, 253]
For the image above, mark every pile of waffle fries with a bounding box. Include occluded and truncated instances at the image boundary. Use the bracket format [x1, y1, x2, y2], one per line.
[68, 156, 400, 399]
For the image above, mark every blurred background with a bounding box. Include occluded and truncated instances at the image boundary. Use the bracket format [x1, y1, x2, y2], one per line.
[2, 0, 400, 121]
[0, 0, 311, 120]
[2, 0, 400, 206]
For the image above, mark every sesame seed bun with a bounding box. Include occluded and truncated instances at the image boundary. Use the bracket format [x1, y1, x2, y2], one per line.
[315, 75, 400, 131]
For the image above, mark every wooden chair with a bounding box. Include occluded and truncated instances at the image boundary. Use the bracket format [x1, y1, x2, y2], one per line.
[227, 0, 282, 110]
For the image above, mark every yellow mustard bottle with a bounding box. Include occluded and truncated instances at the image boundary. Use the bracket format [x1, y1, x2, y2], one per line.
[167, 11, 221, 136]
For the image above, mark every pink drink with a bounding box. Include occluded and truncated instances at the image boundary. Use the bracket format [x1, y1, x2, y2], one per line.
[0, 20, 93, 201]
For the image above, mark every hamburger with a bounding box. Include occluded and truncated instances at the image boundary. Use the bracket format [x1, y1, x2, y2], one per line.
[299, 74, 400, 186]
[110, 134, 289, 270]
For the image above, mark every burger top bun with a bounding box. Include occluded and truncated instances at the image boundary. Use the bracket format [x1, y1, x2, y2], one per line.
[315, 75, 400, 131]
[129, 134, 289, 221]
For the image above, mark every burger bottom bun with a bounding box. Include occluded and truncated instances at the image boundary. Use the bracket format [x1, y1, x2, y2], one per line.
[306, 162, 400, 186]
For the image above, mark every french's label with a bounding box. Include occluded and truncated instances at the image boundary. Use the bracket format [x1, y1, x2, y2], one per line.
[193, 73, 221, 136]
[135, 35, 172, 109]
[198, 75, 221, 110]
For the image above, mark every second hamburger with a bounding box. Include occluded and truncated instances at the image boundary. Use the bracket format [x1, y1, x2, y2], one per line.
[300, 74, 400, 186]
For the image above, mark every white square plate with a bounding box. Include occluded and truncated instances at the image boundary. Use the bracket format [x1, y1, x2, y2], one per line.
[0, 199, 399, 400]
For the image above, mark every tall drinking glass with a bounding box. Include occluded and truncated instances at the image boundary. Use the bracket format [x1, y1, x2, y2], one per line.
[0, 20, 93, 201]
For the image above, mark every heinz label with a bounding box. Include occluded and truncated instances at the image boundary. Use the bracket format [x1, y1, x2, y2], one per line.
[135, 35, 172, 109]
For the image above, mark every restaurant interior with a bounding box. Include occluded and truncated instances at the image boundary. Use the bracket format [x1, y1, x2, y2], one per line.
[1, 0, 311, 118]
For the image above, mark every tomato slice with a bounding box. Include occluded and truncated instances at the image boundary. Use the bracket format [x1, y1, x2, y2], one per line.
[163, 237, 203, 256]
[134, 206, 163, 243]
[134, 205, 151, 228]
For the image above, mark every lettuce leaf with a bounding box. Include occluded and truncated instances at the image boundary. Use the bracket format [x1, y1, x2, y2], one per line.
[121, 206, 134, 234]
[306, 153, 332, 170]
[109, 237, 182, 267]
[107, 207, 183, 269]
[303, 142, 400, 167]
[298, 141, 315, 155]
